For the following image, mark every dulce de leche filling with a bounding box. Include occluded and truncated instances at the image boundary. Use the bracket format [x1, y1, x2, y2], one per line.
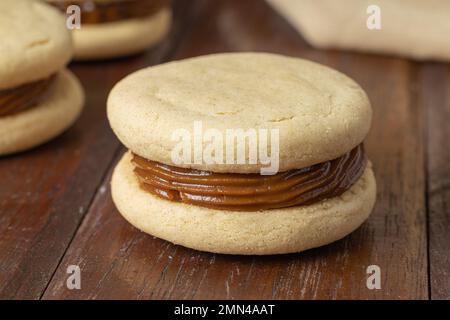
[132, 144, 367, 211]
[48, 0, 170, 24]
[0, 76, 55, 117]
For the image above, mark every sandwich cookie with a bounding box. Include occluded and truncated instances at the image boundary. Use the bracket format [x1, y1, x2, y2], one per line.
[108, 53, 376, 255]
[47, 0, 172, 60]
[0, 0, 84, 156]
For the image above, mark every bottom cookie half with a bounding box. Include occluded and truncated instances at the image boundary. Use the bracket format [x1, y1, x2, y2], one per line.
[73, 8, 172, 60]
[111, 152, 376, 255]
[0, 69, 84, 156]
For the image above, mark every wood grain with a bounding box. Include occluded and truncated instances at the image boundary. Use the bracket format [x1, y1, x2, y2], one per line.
[0, 1, 191, 299]
[41, 0, 431, 300]
[419, 64, 450, 300]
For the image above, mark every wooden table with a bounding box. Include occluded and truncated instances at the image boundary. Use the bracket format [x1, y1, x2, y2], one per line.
[0, 0, 448, 300]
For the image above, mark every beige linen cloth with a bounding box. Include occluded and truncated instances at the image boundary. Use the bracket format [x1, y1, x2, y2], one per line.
[267, 0, 450, 61]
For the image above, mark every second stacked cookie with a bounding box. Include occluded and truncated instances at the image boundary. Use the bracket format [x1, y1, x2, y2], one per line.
[47, 0, 172, 60]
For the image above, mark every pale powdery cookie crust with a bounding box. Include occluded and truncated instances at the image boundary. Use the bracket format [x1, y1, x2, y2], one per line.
[0, 69, 84, 156]
[73, 8, 172, 60]
[0, 0, 72, 89]
[267, 0, 450, 61]
[111, 152, 377, 255]
[108, 52, 372, 173]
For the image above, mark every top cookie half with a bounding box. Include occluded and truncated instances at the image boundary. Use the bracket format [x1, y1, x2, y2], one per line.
[0, 0, 72, 90]
[108, 52, 372, 173]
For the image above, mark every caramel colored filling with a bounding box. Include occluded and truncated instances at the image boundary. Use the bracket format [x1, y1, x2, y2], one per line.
[132, 144, 366, 211]
[47, 0, 170, 24]
[0, 76, 55, 117]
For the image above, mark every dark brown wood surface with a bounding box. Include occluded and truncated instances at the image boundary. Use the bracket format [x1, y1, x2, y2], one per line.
[0, 0, 448, 300]
[419, 64, 450, 300]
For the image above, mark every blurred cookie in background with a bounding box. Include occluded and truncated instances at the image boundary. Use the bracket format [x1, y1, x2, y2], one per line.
[0, 0, 84, 156]
[267, 0, 450, 61]
[47, 0, 172, 60]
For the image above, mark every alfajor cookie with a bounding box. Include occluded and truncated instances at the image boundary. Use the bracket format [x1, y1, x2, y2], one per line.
[47, 0, 172, 60]
[0, 0, 84, 156]
[107, 53, 376, 255]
